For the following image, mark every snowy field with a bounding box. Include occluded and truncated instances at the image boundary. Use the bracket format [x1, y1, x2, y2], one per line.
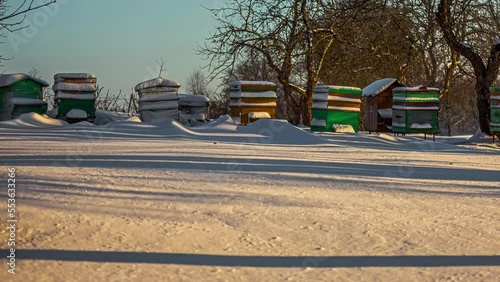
[0, 113, 499, 281]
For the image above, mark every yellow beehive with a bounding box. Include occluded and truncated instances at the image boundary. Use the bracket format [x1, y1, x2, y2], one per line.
[229, 81, 278, 125]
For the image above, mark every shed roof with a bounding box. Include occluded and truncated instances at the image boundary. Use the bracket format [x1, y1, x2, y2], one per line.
[362, 78, 404, 97]
[0, 73, 49, 88]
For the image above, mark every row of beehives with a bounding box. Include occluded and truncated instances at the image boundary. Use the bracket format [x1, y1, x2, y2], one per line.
[0, 73, 210, 124]
[0, 72, 99, 122]
[134, 77, 209, 124]
[227, 79, 500, 135]
[1, 73, 498, 133]
[228, 79, 440, 135]
[363, 78, 500, 135]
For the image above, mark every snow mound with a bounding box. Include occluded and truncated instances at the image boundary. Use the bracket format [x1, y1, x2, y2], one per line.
[240, 119, 327, 145]
[94, 109, 131, 125]
[67, 109, 88, 119]
[126, 116, 142, 122]
[3, 112, 68, 127]
[465, 128, 484, 143]
[196, 115, 238, 131]
[72, 121, 95, 127]
[152, 119, 199, 136]
[333, 124, 355, 133]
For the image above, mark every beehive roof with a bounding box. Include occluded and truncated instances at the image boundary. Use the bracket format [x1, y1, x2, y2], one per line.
[0, 73, 49, 88]
[229, 80, 276, 87]
[54, 73, 96, 81]
[135, 77, 180, 91]
[362, 78, 404, 97]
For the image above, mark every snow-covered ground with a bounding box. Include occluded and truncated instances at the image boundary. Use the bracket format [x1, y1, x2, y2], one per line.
[0, 113, 499, 281]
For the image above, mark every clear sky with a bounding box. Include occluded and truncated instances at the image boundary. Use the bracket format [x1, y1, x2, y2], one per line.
[2, 0, 226, 93]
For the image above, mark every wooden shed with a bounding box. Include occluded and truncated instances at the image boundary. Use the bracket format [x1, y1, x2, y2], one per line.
[178, 94, 210, 124]
[0, 73, 48, 121]
[53, 73, 97, 123]
[362, 78, 405, 133]
[229, 81, 278, 125]
[311, 85, 362, 132]
[135, 77, 180, 123]
[392, 85, 440, 139]
[490, 87, 500, 139]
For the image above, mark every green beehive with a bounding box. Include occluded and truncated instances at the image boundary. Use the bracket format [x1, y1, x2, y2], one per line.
[0, 73, 48, 121]
[490, 87, 500, 133]
[311, 85, 362, 132]
[392, 86, 440, 135]
[53, 73, 97, 122]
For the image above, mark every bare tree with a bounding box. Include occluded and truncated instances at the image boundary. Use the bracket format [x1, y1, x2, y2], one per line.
[0, 0, 56, 32]
[197, 0, 346, 125]
[185, 69, 208, 96]
[436, 0, 500, 134]
[27, 66, 40, 78]
[0, 0, 57, 63]
[156, 57, 167, 78]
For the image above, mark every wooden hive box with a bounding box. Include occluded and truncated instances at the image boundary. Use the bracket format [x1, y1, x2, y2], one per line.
[178, 94, 210, 124]
[229, 81, 277, 125]
[135, 77, 180, 122]
[311, 85, 362, 132]
[392, 86, 440, 135]
[0, 73, 48, 121]
[53, 73, 97, 122]
[490, 87, 500, 133]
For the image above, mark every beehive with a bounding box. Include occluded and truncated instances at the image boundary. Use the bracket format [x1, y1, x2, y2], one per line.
[178, 94, 210, 124]
[311, 85, 362, 132]
[135, 78, 180, 123]
[392, 86, 440, 135]
[229, 81, 277, 125]
[0, 73, 48, 121]
[490, 87, 500, 134]
[53, 73, 97, 122]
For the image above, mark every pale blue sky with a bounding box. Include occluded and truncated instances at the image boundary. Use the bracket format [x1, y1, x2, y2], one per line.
[3, 0, 226, 93]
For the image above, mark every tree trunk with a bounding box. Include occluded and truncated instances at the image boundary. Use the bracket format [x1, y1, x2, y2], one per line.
[300, 94, 312, 126]
[283, 85, 301, 124]
[436, 0, 499, 135]
[476, 78, 492, 135]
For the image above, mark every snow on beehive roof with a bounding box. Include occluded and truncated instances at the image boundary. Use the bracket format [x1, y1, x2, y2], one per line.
[53, 83, 97, 92]
[54, 73, 96, 81]
[393, 85, 440, 93]
[135, 77, 180, 91]
[0, 73, 49, 88]
[178, 94, 210, 103]
[229, 80, 276, 87]
[229, 90, 277, 99]
[362, 78, 403, 97]
[314, 85, 362, 94]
